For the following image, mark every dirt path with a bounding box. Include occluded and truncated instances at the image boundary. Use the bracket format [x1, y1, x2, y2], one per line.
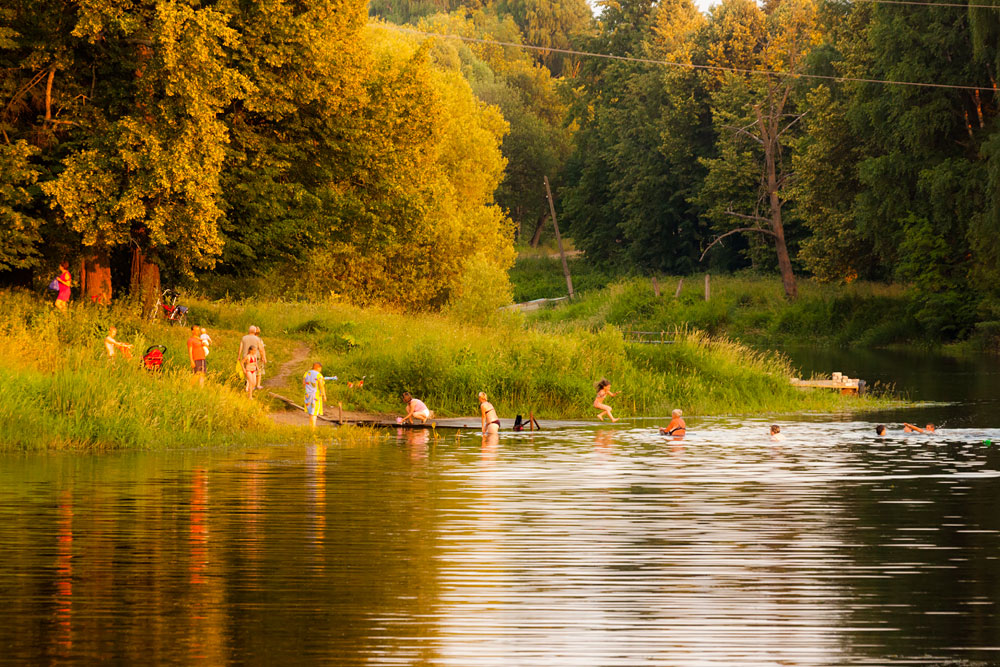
[262, 341, 389, 426]
[263, 341, 310, 388]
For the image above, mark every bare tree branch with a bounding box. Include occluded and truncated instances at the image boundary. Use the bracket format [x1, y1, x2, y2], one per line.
[723, 209, 769, 223]
[777, 111, 808, 138]
[700, 226, 778, 262]
[723, 123, 764, 145]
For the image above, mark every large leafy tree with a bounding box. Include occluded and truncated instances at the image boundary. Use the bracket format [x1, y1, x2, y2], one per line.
[561, 0, 705, 274]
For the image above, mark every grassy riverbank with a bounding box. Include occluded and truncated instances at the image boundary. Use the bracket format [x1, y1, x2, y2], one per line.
[0, 288, 897, 451]
[512, 257, 924, 347]
[189, 298, 895, 419]
[0, 292, 307, 451]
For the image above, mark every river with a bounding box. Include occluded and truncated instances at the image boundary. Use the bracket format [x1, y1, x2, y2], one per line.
[1, 348, 998, 664]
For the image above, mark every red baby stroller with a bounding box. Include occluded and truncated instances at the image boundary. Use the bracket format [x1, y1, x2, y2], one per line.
[142, 345, 166, 371]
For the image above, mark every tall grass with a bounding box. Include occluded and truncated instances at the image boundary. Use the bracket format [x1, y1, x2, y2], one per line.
[185, 298, 894, 419]
[0, 286, 897, 452]
[522, 269, 920, 347]
[0, 290, 299, 451]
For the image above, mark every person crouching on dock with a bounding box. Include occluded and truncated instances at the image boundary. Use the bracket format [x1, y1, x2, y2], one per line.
[402, 392, 433, 424]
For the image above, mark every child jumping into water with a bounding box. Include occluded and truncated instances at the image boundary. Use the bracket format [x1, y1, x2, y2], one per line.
[593, 379, 619, 422]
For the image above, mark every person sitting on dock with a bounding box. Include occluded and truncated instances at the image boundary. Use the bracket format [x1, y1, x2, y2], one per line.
[479, 391, 501, 435]
[659, 409, 686, 437]
[593, 379, 619, 422]
[402, 392, 432, 424]
[903, 422, 935, 433]
[770, 424, 786, 442]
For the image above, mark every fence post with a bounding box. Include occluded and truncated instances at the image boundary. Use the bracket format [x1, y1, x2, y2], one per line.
[652, 276, 660, 297]
[704, 273, 710, 301]
[674, 277, 684, 298]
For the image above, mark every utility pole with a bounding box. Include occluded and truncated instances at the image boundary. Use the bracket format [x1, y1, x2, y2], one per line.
[544, 175, 574, 299]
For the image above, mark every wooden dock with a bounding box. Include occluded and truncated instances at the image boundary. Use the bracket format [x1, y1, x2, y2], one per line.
[266, 391, 597, 430]
[790, 374, 865, 395]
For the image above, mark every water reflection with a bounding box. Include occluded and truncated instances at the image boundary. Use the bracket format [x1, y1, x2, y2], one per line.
[0, 415, 998, 664]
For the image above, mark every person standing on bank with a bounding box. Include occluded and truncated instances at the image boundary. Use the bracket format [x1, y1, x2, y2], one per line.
[53, 262, 72, 312]
[238, 326, 267, 387]
[303, 363, 327, 428]
[242, 345, 260, 400]
[479, 391, 501, 435]
[187, 325, 207, 387]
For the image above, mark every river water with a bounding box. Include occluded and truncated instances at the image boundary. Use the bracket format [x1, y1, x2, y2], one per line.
[1, 348, 999, 665]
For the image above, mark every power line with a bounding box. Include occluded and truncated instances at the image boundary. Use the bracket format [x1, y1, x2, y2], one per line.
[385, 25, 994, 92]
[834, 0, 1000, 8]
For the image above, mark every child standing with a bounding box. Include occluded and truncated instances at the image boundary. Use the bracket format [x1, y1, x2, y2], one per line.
[242, 345, 259, 400]
[593, 379, 619, 422]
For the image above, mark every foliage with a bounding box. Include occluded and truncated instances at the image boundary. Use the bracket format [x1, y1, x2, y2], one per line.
[189, 296, 889, 420]
[0, 289, 304, 450]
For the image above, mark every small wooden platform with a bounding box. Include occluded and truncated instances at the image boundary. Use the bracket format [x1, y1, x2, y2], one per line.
[790, 376, 864, 395]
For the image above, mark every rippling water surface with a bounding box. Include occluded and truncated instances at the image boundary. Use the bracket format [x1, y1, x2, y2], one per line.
[2, 414, 999, 665]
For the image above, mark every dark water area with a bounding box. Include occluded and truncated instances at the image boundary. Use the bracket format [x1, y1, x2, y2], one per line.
[782, 345, 1000, 429]
[2, 348, 1000, 664]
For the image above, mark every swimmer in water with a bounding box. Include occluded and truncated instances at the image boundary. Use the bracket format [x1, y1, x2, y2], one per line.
[593, 378, 619, 422]
[770, 424, 786, 442]
[479, 391, 500, 435]
[876, 424, 887, 436]
[903, 422, 935, 433]
[659, 409, 686, 437]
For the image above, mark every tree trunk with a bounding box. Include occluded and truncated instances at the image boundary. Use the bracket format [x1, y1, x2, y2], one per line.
[81, 246, 112, 305]
[529, 212, 549, 248]
[131, 246, 160, 317]
[758, 105, 798, 300]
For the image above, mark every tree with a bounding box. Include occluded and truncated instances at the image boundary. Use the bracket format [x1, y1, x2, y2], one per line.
[0, 141, 43, 272]
[41, 0, 250, 306]
[697, 0, 821, 299]
[560, 0, 706, 274]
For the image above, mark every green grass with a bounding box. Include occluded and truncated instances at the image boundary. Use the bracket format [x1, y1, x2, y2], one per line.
[0, 291, 307, 451]
[187, 297, 898, 420]
[508, 254, 617, 303]
[0, 284, 900, 451]
[520, 268, 922, 347]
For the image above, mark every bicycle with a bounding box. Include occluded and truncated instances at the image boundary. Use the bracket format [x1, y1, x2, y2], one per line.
[149, 289, 188, 326]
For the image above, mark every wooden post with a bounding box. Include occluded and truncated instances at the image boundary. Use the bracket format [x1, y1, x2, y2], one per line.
[704, 273, 710, 301]
[651, 276, 660, 297]
[674, 277, 684, 298]
[338, 401, 343, 425]
[544, 175, 574, 299]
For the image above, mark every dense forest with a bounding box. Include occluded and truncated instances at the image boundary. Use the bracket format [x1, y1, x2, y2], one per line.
[4, 0, 1000, 339]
